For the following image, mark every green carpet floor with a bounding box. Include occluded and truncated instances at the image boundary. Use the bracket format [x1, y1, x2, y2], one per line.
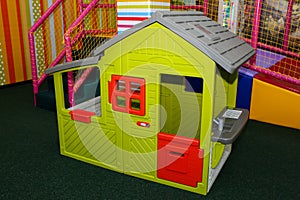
[1, 82, 300, 199]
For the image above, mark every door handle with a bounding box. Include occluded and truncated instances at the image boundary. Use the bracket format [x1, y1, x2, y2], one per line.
[136, 121, 150, 128]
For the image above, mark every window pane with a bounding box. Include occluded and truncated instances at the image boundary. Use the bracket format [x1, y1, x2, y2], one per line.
[66, 66, 101, 117]
[130, 82, 141, 93]
[185, 76, 203, 93]
[130, 98, 140, 110]
[117, 80, 126, 91]
[117, 96, 126, 107]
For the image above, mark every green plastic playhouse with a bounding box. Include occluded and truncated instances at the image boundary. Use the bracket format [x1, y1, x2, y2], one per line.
[46, 11, 255, 195]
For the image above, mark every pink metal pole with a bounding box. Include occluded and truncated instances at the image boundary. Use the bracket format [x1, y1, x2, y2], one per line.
[250, 0, 263, 65]
[283, 0, 295, 51]
[73, 68, 94, 93]
[28, 0, 64, 106]
[203, 0, 208, 15]
[28, 31, 38, 106]
[64, 36, 73, 62]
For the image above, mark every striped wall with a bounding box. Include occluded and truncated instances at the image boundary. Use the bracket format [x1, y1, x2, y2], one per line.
[0, 1, 31, 85]
[0, 0, 168, 85]
[117, 0, 170, 34]
[0, 0, 76, 86]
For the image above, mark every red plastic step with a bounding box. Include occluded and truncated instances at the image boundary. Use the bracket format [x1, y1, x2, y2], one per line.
[69, 109, 96, 123]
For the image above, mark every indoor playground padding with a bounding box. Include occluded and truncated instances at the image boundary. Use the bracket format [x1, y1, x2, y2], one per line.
[237, 0, 300, 129]
[236, 48, 286, 110]
[250, 59, 300, 130]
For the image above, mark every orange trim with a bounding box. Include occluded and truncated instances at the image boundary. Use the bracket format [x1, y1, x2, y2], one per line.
[8, 0, 25, 82]
[16, 1, 27, 80]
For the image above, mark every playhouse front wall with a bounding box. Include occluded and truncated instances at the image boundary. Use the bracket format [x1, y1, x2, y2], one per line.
[104, 23, 216, 194]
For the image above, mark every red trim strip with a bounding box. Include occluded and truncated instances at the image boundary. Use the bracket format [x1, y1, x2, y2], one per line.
[0, 0, 16, 83]
[117, 17, 148, 21]
[16, 1, 27, 80]
[39, 0, 44, 14]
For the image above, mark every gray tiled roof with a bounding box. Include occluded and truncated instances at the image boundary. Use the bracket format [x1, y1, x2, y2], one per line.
[47, 11, 255, 75]
[93, 11, 255, 74]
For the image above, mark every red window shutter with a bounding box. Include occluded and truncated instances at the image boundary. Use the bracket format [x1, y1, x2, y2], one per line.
[109, 75, 145, 116]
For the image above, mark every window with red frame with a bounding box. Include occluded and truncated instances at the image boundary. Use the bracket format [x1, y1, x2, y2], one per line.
[109, 75, 145, 116]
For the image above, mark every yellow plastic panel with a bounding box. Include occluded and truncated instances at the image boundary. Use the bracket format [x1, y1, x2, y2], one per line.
[250, 78, 300, 130]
